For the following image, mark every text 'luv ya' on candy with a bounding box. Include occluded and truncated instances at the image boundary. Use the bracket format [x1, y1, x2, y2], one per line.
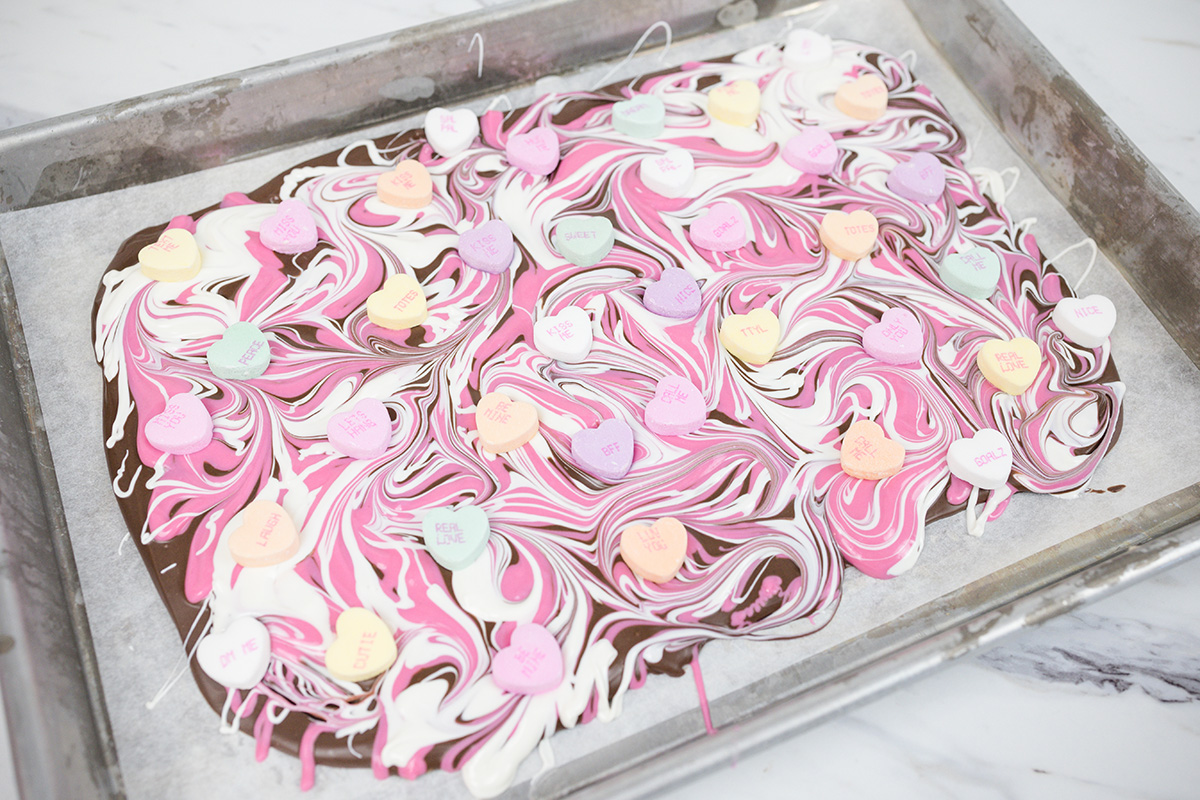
[138, 228, 202, 282]
[325, 607, 398, 682]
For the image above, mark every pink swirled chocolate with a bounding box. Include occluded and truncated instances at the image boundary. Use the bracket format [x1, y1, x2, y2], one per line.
[92, 35, 1120, 797]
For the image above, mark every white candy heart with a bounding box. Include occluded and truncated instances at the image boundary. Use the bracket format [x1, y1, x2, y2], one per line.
[533, 307, 593, 363]
[783, 28, 833, 71]
[424, 107, 479, 158]
[640, 149, 695, 198]
[1052, 294, 1116, 349]
[196, 616, 271, 690]
[947, 429, 1012, 490]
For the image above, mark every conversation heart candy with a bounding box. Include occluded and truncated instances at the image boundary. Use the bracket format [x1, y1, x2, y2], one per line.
[939, 248, 1001, 299]
[458, 219, 516, 274]
[644, 375, 706, 436]
[720, 308, 781, 366]
[782, 127, 838, 175]
[138, 228, 202, 282]
[533, 306, 593, 363]
[707, 79, 761, 127]
[886, 152, 946, 205]
[327, 397, 391, 459]
[258, 199, 319, 254]
[643, 268, 702, 319]
[206, 322, 270, 380]
[376, 160, 433, 208]
[640, 148, 695, 198]
[476, 392, 539, 453]
[325, 607, 397, 682]
[977, 337, 1042, 395]
[424, 106, 479, 158]
[366, 274, 428, 330]
[196, 616, 271, 690]
[690, 202, 748, 252]
[862, 308, 922, 365]
[554, 216, 614, 267]
[619, 517, 687, 583]
[571, 419, 635, 481]
[613, 94, 665, 138]
[506, 126, 560, 175]
[782, 28, 833, 71]
[834, 74, 889, 121]
[1052, 295, 1116, 348]
[492, 623, 563, 695]
[840, 420, 904, 480]
[947, 429, 1012, 491]
[819, 209, 878, 260]
[422, 506, 490, 570]
[228, 500, 300, 568]
[144, 393, 212, 455]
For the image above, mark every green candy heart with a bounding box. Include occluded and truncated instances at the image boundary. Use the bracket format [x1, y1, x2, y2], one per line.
[553, 216, 615, 267]
[423, 506, 490, 571]
[938, 248, 1001, 300]
[612, 95, 665, 139]
[207, 322, 271, 379]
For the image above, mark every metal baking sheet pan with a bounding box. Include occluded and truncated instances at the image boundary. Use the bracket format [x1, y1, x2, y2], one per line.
[1, 0, 1198, 798]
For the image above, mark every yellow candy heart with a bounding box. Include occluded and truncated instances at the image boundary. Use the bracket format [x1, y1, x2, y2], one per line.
[707, 80, 762, 127]
[377, 159, 433, 208]
[719, 308, 781, 366]
[366, 274, 428, 330]
[138, 228, 202, 282]
[325, 608, 397, 682]
[819, 210, 879, 261]
[834, 74, 889, 121]
[977, 337, 1042, 395]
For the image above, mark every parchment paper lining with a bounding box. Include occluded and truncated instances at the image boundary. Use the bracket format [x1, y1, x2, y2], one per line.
[1, 1, 1198, 797]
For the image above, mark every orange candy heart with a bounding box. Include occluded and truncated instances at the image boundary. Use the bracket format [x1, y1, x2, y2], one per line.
[839, 420, 904, 480]
[228, 500, 301, 568]
[476, 392, 539, 454]
[377, 160, 433, 208]
[620, 517, 688, 583]
[819, 210, 878, 260]
[834, 75, 889, 121]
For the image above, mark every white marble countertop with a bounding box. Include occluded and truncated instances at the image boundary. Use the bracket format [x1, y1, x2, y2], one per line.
[1, 1, 1198, 798]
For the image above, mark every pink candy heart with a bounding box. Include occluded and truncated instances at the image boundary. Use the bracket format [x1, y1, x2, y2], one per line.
[506, 127, 560, 176]
[862, 308, 923, 365]
[644, 375, 706, 436]
[458, 219, 515, 274]
[492, 623, 563, 695]
[258, 199, 319, 254]
[144, 393, 213, 455]
[571, 419, 635, 481]
[327, 398, 391, 459]
[689, 202, 748, 252]
[782, 127, 838, 175]
[886, 152, 945, 205]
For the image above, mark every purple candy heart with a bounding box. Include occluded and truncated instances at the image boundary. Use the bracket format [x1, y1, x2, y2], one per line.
[689, 202, 748, 252]
[328, 397, 391, 459]
[571, 419, 635, 481]
[644, 375, 706, 436]
[782, 127, 838, 175]
[459, 220, 515, 274]
[886, 152, 945, 205]
[862, 308, 923, 365]
[259, 199, 319, 254]
[643, 268, 701, 319]
[506, 126, 560, 175]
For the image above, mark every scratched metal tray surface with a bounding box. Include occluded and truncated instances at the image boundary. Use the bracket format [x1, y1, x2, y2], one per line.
[1, 0, 1199, 798]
